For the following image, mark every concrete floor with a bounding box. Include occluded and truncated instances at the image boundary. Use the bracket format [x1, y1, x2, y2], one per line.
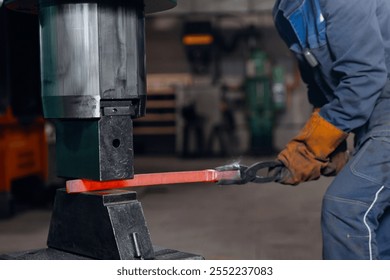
[0, 155, 333, 260]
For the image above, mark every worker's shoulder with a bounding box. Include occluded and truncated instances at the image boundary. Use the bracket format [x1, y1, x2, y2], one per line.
[319, 0, 379, 18]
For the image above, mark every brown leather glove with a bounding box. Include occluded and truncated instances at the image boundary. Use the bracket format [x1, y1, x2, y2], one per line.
[321, 140, 349, 177]
[311, 108, 349, 176]
[277, 111, 348, 185]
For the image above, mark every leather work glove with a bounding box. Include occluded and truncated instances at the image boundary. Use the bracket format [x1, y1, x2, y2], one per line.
[310, 108, 349, 176]
[321, 139, 349, 177]
[276, 111, 348, 185]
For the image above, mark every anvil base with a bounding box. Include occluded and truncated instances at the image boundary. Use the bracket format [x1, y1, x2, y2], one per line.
[0, 189, 203, 260]
[0, 246, 203, 260]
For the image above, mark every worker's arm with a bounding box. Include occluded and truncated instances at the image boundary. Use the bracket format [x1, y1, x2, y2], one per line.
[319, 0, 388, 132]
[274, 0, 387, 185]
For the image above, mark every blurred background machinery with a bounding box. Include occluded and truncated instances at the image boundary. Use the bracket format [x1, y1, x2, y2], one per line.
[0, 8, 48, 218]
[177, 20, 287, 157]
[245, 49, 286, 155]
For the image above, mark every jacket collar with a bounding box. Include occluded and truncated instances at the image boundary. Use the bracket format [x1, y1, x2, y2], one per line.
[275, 0, 304, 16]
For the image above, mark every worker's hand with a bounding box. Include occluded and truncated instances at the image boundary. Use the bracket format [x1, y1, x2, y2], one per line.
[276, 111, 348, 185]
[321, 140, 349, 177]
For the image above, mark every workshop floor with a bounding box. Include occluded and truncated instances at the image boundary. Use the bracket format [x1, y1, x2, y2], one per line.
[0, 155, 332, 260]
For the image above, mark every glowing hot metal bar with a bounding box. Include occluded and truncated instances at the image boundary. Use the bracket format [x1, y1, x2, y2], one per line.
[66, 169, 242, 194]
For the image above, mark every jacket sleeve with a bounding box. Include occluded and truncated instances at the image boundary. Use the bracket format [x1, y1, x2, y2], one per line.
[319, 0, 388, 132]
[297, 58, 328, 108]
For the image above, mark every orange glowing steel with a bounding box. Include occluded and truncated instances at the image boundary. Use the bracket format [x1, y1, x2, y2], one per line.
[66, 169, 241, 193]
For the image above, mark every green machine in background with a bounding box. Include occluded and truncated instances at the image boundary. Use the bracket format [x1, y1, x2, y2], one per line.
[245, 50, 285, 155]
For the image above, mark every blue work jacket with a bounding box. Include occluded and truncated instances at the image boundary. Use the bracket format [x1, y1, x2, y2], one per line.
[273, 0, 390, 141]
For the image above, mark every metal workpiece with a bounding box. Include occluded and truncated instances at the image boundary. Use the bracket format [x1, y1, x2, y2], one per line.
[66, 168, 243, 193]
[64, 161, 283, 194]
[55, 115, 134, 181]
